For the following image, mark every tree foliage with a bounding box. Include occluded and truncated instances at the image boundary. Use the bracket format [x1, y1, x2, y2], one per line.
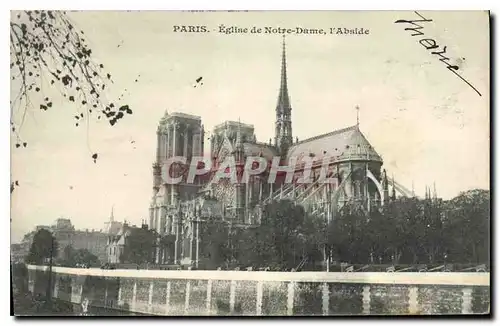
[10, 10, 134, 171]
[25, 228, 58, 265]
[60, 245, 99, 267]
[230, 200, 322, 270]
[199, 222, 231, 269]
[197, 189, 489, 270]
[325, 189, 490, 265]
[443, 189, 490, 263]
[120, 227, 156, 265]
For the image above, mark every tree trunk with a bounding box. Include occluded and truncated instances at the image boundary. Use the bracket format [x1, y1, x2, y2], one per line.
[472, 243, 477, 263]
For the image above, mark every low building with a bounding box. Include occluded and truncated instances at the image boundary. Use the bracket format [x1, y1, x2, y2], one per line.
[107, 223, 133, 264]
[107, 222, 155, 265]
[55, 228, 108, 263]
[19, 212, 123, 264]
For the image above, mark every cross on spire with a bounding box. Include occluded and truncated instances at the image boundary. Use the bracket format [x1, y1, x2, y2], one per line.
[356, 105, 360, 126]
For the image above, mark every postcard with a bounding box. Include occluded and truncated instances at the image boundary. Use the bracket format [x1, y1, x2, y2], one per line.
[10, 10, 490, 316]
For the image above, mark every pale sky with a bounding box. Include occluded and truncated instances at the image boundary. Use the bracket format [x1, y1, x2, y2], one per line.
[10, 11, 490, 243]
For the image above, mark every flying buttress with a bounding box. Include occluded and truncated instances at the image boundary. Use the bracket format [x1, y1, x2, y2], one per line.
[391, 178, 416, 198]
[366, 169, 385, 203]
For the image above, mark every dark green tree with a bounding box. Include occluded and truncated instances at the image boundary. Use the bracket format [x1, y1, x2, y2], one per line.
[60, 245, 99, 267]
[236, 200, 313, 270]
[327, 205, 370, 264]
[383, 197, 423, 264]
[444, 189, 490, 263]
[199, 222, 230, 269]
[73, 248, 99, 266]
[120, 227, 156, 265]
[25, 228, 58, 265]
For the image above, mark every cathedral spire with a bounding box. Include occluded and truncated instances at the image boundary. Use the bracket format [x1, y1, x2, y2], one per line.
[277, 35, 290, 109]
[275, 36, 293, 154]
[110, 205, 114, 223]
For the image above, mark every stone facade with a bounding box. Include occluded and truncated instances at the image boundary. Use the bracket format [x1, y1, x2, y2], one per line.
[25, 265, 490, 316]
[148, 39, 408, 267]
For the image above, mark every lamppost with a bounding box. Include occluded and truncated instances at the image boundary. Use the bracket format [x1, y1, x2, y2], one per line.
[324, 187, 332, 272]
[226, 218, 236, 268]
[46, 235, 55, 307]
[195, 204, 201, 269]
[174, 199, 183, 266]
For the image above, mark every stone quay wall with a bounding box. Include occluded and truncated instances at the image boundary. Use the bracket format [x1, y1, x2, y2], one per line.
[27, 265, 490, 316]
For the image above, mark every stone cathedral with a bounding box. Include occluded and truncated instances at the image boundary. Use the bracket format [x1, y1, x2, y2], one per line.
[148, 39, 411, 267]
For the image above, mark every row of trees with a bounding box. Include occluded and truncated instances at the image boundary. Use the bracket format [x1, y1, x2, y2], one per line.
[24, 228, 100, 267]
[22, 189, 489, 270]
[61, 245, 99, 267]
[200, 189, 490, 270]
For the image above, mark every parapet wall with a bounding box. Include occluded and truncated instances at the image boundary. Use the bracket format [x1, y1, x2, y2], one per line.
[26, 265, 490, 316]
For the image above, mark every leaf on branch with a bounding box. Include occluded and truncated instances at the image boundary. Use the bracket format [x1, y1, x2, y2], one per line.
[11, 10, 135, 153]
[61, 75, 72, 86]
[119, 105, 132, 115]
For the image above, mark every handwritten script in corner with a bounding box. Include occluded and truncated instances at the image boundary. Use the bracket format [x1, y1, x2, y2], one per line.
[394, 11, 482, 97]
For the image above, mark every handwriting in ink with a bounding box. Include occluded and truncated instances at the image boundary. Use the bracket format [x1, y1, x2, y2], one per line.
[395, 11, 482, 97]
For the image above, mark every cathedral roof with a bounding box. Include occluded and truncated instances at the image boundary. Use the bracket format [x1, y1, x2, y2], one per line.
[106, 221, 123, 235]
[286, 125, 382, 163]
[243, 142, 278, 160]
